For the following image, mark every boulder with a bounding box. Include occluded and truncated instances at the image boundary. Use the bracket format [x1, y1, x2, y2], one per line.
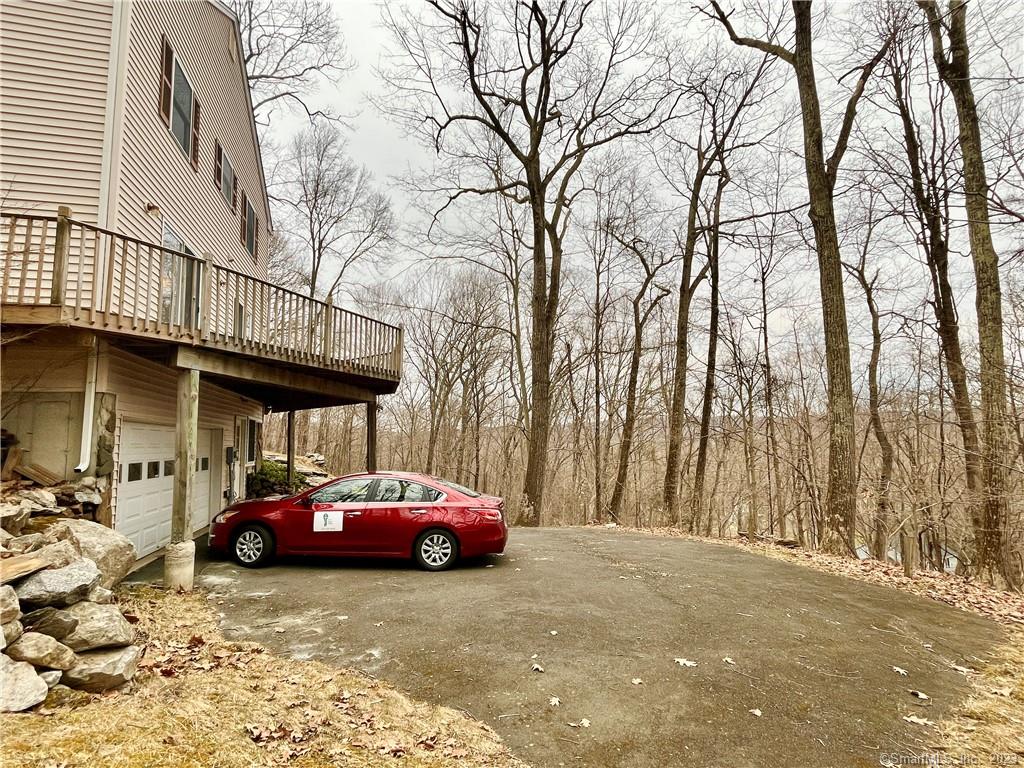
[7, 533, 46, 554]
[21, 607, 78, 641]
[0, 584, 20, 624]
[43, 520, 135, 588]
[2, 619, 24, 647]
[86, 585, 113, 604]
[0, 653, 49, 711]
[61, 644, 141, 692]
[74, 490, 103, 506]
[61, 602, 134, 651]
[0, 503, 29, 535]
[6, 631, 77, 670]
[0, 528, 12, 546]
[15, 558, 101, 608]
[19, 489, 58, 509]
[34, 539, 81, 569]
[39, 670, 62, 688]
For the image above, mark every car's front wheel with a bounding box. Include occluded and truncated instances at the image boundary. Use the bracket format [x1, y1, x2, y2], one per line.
[414, 529, 458, 571]
[232, 524, 275, 568]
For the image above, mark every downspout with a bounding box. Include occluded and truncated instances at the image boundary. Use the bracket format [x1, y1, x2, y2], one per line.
[74, 342, 99, 473]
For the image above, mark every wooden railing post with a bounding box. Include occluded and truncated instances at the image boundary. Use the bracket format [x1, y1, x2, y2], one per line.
[395, 325, 404, 377]
[51, 205, 72, 305]
[322, 295, 334, 361]
[200, 254, 213, 341]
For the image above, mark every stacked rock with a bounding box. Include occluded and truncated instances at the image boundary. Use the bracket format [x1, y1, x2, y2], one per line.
[0, 518, 140, 712]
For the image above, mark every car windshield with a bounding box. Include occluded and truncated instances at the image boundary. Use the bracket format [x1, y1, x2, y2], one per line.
[434, 477, 481, 497]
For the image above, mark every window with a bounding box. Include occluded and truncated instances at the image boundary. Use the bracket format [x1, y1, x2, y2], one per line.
[214, 141, 236, 210]
[310, 477, 372, 505]
[128, 463, 142, 482]
[433, 477, 481, 498]
[160, 222, 201, 327]
[246, 419, 259, 465]
[164, 460, 175, 476]
[239, 189, 258, 260]
[147, 461, 160, 479]
[373, 479, 441, 504]
[159, 36, 200, 168]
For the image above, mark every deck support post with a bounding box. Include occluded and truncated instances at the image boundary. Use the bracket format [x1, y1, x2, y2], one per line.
[286, 410, 296, 488]
[52, 206, 72, 305]
[165, 367, 199, 591]
[366, 399, 377, 473]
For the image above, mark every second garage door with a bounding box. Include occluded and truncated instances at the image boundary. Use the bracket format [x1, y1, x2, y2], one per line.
[117, 423, 213, 557]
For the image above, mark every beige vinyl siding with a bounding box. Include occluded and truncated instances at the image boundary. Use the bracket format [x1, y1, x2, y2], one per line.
[104, 347, 262, 521]
[115, 0, 269, 281]
[0, 0, 113, 221]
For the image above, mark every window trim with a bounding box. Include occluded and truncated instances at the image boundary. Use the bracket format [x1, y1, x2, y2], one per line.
[161, 39, 200, 170]
[214, 141, 237, 211]
[240, 194, 258, 261]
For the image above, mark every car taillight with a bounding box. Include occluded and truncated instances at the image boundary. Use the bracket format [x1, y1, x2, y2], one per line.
[470, 508, 503, 522]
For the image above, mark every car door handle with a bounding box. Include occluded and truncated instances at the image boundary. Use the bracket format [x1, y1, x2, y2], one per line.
[410, 509, 428, 515]
[345, 511, 362, 517]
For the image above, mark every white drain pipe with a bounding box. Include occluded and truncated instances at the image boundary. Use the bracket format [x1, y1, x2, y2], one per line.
[74, 341, 98, 473]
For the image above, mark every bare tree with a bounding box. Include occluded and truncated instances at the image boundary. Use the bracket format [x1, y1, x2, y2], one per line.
[707, 0, 894, 553]
[272, 122, 394, 301]
[233, 0, 350, 123]
[919, 0, 1017, 588]
[381, 0, 681, 524]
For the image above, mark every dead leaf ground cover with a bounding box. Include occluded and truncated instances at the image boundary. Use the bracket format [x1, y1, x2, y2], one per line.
[2, 586, 526, 768]
[600, 525, 1024, 760]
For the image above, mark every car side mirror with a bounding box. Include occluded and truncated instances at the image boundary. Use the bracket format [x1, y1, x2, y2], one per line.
[298, 495, 314, 507]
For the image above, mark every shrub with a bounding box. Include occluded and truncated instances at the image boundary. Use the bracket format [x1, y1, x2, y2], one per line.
[246, 460, 301, 499]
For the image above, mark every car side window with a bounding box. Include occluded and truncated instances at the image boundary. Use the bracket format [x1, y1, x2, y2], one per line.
[309, 478, 371, 504]
[373, 479, 442, 503]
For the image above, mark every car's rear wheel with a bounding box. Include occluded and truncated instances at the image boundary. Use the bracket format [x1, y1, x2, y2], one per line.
[414, 529, 458, 571]
[232, 524, 275, 568]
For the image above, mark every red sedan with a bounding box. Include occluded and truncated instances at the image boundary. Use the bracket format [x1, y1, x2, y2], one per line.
[208, 472, 507, 571]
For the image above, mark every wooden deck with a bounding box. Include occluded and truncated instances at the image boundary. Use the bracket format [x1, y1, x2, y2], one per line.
[1, 210, 403, 390]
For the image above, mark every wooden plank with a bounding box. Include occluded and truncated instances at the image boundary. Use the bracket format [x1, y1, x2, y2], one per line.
[51, 206, 71, 305]
[1, 447, 22, 481]
[366, 400, 377, 473]
[0, 554, 48, 585]
[12, 462, 63, 485]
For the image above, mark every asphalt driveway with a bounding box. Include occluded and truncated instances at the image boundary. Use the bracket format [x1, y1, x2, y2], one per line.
[132, 528, 1002, 768]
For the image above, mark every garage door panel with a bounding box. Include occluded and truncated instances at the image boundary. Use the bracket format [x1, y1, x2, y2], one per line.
[117, 423, 212, 557]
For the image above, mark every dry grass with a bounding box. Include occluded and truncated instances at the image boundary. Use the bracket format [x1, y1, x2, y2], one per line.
[2, 586, 526, 768]
[937, 630, 1024, 758]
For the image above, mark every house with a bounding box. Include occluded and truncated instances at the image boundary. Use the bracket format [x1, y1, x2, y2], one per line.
[0, 0, 402, 572]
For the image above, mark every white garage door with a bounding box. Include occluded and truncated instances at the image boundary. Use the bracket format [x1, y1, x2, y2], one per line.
[117, 423, 213, 557]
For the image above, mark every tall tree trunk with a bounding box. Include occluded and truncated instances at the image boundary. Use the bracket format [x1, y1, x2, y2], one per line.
[890, 59, 985, 566]
[921, 0, 1015, 587]
[691, 171, 725, 531]
[791, 4, 858, 553]
[663, 159, 709, 524]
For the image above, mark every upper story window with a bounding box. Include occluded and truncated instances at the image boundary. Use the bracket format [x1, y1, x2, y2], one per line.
[159, 36, 200, 169]
[214, 141, 237, 211]
[239, 189, 258, 260]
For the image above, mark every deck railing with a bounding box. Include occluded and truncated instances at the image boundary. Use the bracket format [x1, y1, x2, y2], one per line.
[0, 209, 403, 381]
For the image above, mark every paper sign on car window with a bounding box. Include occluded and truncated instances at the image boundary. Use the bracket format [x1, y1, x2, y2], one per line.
[313, 510, 344, 532]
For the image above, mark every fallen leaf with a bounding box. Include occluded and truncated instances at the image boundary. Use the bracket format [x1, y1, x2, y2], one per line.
[674, 658, 697, 667]
[990, 686, 1012, 697]
[902, 714, 933, 726]
[531, 663, 544, 673]
[722, 657, 736, 665]
[549, 696, 560, 707]
[549, 630, 558, 636]
[892, 666, 908, 676]
[909, 690, 930, 700]
[568, 718, 591, 728]
[950, 663, 976, 676]
[749, 708, 762, 717]
[274, 628, 286, 634]
[631, 678, 643, 685]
